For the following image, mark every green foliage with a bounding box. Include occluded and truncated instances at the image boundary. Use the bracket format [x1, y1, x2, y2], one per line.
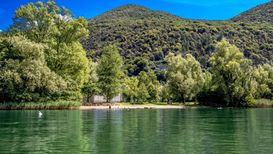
[12, 1, 89, 44]
[209, 39, 255, 106]
[122, 76, 140, 103]
[253, 64, 273, 99]
[197, 71, 218, 103]
[0, 36, 67, 102]
[82, 60, 100, 100]
[11, 0, 90, 101]
[138, 70, 161, 103]
[160, 84, 171, 103]
[84, 5, 273, 80]
[97, 44, 124, 102]
[4, 1, 273, 107]
[122, 70, 160, 103]
[137, 83, 150, 103]
[255, 99, 273, 108]
[0, 101, 81, 110]
[92, 4, 184, 23]
[11, 1, 58, 42]
[232, 1, 273, 23]
[45, 42, 90, 99]
[165, 53, 204, 102]
[244, 95, 256, 107]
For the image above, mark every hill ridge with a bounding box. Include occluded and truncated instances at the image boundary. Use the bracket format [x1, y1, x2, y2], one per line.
[232, 1, 273, 23]
[91, 4, 184, 22]
[83, 2, 273, 79]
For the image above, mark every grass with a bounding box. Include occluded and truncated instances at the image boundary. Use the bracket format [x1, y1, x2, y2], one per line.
[0, 101, 82, 110]
[255, 99, 273, 108]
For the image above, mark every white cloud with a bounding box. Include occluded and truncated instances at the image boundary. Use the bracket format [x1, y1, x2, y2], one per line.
[0, 29, 2, 33]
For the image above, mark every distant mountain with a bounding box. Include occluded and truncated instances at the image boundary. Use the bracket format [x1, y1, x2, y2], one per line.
[232, 1, 273, 23]
[92, 4, 184, 22]
[83, 4, 273, 79]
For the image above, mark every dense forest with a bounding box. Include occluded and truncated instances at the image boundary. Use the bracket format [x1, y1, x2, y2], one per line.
[83, 4, 273, 79]
[1, 1, 273, 107]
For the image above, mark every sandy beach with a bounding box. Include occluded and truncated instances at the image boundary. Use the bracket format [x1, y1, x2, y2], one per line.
[79, 105, 186, 110]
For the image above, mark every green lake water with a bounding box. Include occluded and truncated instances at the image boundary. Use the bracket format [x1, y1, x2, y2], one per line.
[0, 108, 273, 153]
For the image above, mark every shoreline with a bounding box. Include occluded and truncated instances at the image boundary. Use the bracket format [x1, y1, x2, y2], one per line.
[0, 105, 187, 110]
[0, 102, 189, 110]
[0, 100, 272, 110]
[79, 105, 186, 110]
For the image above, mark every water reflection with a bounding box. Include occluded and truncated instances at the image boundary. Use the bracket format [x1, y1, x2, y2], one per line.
[0, 108, 273, 153]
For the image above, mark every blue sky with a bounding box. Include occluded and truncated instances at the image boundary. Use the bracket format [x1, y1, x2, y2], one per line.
[0, 0, 270, 30]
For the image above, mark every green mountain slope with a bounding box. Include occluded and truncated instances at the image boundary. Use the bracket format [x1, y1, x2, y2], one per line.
[82, 4, 273, 79]
[232, 1, 273, 23]
[92, 4, 184, 22]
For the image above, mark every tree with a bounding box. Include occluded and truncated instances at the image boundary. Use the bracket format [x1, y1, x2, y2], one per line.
[11, 1, 90, 100]
[122, 70, 161, 104]
[122, 77, 140, 103]
[138, 70, 161, 103]
[97, 45, 124, 102]
[196, 71, 216, 103]
[165, 53, 204, 103]
[45, 42, 90, 99]
[160, 84, 171, 103]
[137, 83, 150, 103]
[82, 61, 100, 102]
[0, 36, 67, 102]
[12, 1, 88, 44]
[253, 64, 273, 99]
[209, 39, 255, 106]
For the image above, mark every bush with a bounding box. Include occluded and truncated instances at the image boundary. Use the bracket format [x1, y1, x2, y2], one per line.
[255, 99, 273, 108]
[0, 36, 67, 102]
[0, 101, 81, 110]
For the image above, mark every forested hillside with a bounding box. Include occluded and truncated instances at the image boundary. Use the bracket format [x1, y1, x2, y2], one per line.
[2, 1, 273, 107]
[232, 1, 273, 23]
[83, 4, 273, 79]
[92, 4, 184, 22]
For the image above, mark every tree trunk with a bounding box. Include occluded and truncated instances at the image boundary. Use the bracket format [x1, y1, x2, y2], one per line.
[182, 94, 185, 104]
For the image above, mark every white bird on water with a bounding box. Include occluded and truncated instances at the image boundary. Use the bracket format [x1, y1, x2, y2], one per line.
[38, 111, 43, 118]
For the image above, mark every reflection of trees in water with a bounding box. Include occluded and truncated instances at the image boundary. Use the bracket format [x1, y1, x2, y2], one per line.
[82, 110, 123, 153]
[0, 111, 85, 153]
[82, 109, 273, 154]
[2, 109, 273, 153]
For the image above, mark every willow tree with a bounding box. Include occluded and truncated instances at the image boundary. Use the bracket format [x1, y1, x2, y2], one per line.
[165, 53, 204, 102]
[209, 40, 255, 106]
[0, 36, 67, 102]
[12, 1, 89, 44]
[11, 1, 90, 100]
[253, 64, 273, 99]
[97, 45, 124, 103]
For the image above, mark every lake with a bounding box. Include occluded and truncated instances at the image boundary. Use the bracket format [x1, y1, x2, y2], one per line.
[0, 108, 273, 153]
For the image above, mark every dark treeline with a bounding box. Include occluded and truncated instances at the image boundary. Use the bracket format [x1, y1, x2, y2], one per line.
[1, 1, 273, 107]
